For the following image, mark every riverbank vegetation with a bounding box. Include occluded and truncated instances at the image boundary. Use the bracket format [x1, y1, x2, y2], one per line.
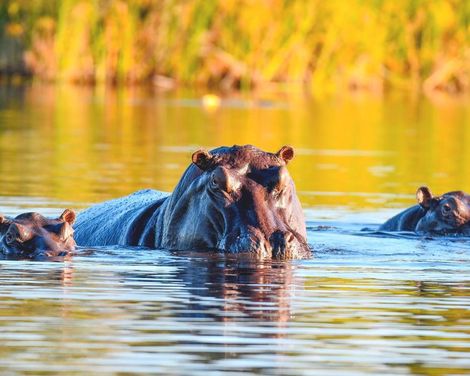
[0, 0, 469, 94]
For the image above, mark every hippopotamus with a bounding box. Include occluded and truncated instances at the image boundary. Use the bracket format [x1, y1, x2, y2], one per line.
[0, 209, 76, 259]
[74, 145, 311, 259]
[379, 186, 470, 234]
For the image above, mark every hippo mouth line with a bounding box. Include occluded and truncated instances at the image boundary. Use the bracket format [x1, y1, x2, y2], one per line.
[217, 229, 310, 258]
[417, 218, 467, 234]
[0, 239, 71, 259]
[421, 226, 466, 236]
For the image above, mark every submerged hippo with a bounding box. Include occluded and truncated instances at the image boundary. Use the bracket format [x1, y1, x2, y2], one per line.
[379, 186, 470, 235]
[0, 209, 76, 259]
[74, 145, 310, 259]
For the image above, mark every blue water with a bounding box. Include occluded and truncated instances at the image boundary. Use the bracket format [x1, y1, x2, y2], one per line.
[0, 201, 469, 375]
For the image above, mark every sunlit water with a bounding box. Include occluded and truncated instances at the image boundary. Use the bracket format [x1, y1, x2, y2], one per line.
[0, 85, 469, 375]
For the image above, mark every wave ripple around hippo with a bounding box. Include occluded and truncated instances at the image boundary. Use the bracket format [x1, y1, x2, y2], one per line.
[74, 145, 311, 259]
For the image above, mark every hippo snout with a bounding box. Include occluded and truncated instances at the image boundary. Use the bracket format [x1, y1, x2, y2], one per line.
[220, 227, 310, 259]
[269, 230, 293, 257]
[270, 230, 310, 259]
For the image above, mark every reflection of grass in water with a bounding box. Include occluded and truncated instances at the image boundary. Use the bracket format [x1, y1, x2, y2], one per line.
[0, 84, 469, 207]
[0, 0, 469, 93]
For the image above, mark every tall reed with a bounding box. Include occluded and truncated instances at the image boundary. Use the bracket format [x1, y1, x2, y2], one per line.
[1, 0, 469, 93]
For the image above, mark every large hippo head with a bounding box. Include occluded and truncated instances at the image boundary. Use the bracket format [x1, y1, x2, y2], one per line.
[163, 145, 310, 259]
[0, 209, 76, 259]
[415, 186, 470, 234]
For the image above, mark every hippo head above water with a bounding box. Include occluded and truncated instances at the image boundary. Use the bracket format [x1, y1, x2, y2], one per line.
[415, 186, 470, 234]
[189, 145, 310, 257]
[162, 145, 310, 258]
[74, 145, 311, 259]
[0, 209, 76, 259]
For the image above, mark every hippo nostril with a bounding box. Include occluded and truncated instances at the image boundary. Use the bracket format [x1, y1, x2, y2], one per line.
[269, 230, 288, 257]
[269, 230, 285, 245]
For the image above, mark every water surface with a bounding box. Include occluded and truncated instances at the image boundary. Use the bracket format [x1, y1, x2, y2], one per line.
[0, 85, 469, 375]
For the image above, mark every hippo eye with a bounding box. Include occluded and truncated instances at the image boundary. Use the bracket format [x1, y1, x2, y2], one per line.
[5, 233, 15, 244]
[210, 176, 218, 189]
[442, 203, 452, 215]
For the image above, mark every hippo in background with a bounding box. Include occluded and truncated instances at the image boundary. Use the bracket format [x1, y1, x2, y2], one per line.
[379, 186, 470, 235]
[0, 209, 76, 260]
[74, 145, 311, 259]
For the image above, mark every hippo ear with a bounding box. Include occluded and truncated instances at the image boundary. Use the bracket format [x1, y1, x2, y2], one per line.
[0, 215, 10, 227]
[416, 186, 433, 209]
[192, 149, 214, 171]
[59, 209, 76, 225]
[276, 146, 294, 164]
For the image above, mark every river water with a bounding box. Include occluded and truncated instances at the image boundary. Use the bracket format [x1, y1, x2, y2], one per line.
[0, 85, 469, 375]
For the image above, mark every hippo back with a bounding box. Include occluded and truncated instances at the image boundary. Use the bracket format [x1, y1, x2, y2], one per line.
[378, 205, 426, 231]
[74, 189, 169, 246]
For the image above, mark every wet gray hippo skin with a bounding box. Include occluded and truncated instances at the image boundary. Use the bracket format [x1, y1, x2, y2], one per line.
[74, 145, 311, 259]
[379, 186, 470, 234]
[0, 209, 76, 259]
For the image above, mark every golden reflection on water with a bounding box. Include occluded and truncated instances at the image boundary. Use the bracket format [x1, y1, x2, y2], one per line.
[1, 85, 469, 375]
[0, 84, 469, 210]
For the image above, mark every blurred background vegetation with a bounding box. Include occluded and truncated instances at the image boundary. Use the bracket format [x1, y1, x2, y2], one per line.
[0, 0, 469, 94]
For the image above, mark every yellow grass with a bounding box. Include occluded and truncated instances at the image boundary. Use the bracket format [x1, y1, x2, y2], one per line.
[1, 0, 469, 93]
